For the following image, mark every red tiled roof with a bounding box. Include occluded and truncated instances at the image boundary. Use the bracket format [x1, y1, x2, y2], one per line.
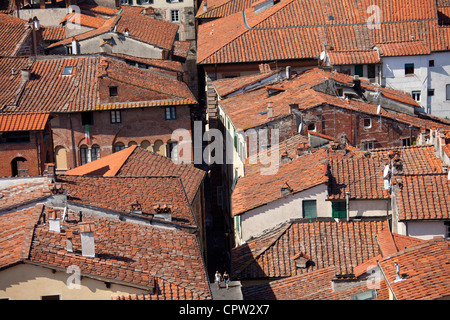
[232, 219, 389, 279]
[1, 55, 196, 113]
[377, 237, 450, 300]
[376, 40, 431, 57]
[78, 3, 119, 16]
[198, 0, 449, 64]
[196, 0, 260, 19]
[106, 53, 184, 73]
[0, 56, 31, 108]
[66, 146, 206, 204]
[327, 50, 380, 65]
[232, 149, 329, 216]
[0, 204, 43, 269]
[41, 26, 66, 41]
[0, 112, 50, 132]
[173, 41, 191, 60]
[116, 6, 178, 51]
[394, 173, 450, 221]
[56, 175, 198, 229]
[60, 12, 107, 29]
[0, 178, 52, 206]
[213, 69, 279, 97]
[24, 205, 212, 299]
[0, 13, 31, 56]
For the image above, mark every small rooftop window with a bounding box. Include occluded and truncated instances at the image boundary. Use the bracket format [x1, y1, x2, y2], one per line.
[62, 66, 73, 76]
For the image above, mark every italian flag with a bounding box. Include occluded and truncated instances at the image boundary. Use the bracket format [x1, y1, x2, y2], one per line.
[85, 124, 91, 145]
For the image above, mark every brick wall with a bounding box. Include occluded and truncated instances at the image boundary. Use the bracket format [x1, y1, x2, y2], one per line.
[303, 105, 420, 149]
[0, 127, 53, 177]
[51, 106, 192, 170]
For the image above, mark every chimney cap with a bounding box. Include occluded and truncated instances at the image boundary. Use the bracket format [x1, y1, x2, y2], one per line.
[79, 222, 95, 233]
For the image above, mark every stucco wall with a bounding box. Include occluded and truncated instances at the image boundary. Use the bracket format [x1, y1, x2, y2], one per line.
[239, 184, 330, 243]
[405, 221, 448, 240]
[348, 199, 390, 219]
[0, 263, 145, 300]
[382, 52, 450, 118]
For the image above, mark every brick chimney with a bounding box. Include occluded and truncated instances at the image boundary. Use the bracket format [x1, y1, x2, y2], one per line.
[153, 204, 172, 221]
[79, 223, 95, 257]
[48, 209, 61, 233]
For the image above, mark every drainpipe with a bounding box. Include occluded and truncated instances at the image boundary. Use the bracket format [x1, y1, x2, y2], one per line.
[346, 191, 350, 222]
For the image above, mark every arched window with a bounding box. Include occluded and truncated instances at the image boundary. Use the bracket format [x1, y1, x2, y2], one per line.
[80, 145, 88, 165]
[153, 140, 165, 156]
[11, 157, 28, 177]
[91, 144, 100, 161]
[140, 140, 151, 151]
[113, 142, 125, 153]
[55, 146, 67, 170]
[128, 141, 138, 147]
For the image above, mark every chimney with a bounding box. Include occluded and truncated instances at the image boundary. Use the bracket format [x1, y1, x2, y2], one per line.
[394, 262, 404, 282]
[71, 37, 78, 55]
[280, 182, 293, 197]
[267, 102, 273, 119]
[48, 209, 61, 233]
[130, 200, 143, 215]
[65, 230, 73, 253]
[79, 223, 95, 257]
[203, 0, 207, 11]
[32, 16, 40, 30]
[353, 75, 361, 91]
[21, 69, 31, 82]
[286, 66, 292, 80]
[252, 0, 274, 15]
[153, 204, 172, 221]
[280, 150, 291, 164]
[44, 163, 56, 180]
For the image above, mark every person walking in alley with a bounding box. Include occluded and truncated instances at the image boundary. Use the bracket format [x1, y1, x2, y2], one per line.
[223, 271, 229, 289]
[215, 270, 222, 289]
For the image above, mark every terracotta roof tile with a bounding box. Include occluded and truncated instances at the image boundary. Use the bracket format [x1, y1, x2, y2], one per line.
[56, 175, 198, 229]
[0, 13, 31, 56]
[232, 219, 389, 279]
[377, 237, 450, 300]
[0, 178, 52, 208]
[198, 0, 450, 64]
[25, 205, 211, 299]
[41, 26, 66, 41]
[1, 55, 196, 113]
[376, 40, 431, 57]
[0, 112, 50, 132]
[394, 173, 450, 221]
[327, 50, 380, 65]
[60, 12, 107, 29]
[232, 149, 329, 216]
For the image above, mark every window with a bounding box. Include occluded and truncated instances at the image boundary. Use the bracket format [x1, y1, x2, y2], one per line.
[363, 118, 372, 129]
[120, 0, 129, 4]
[165, 107, 176, 120]
[405, 63, 414, 75]
[446, 84, 450, 100]
[91, 145, 100, 161]
[444, 222, 450, 239]
[401, 138, 411, 147]
[352, 290, 377, 300]
[354, 64, 363, 77]
[303, 200, 317, 219]
[429, 60, 435, 67]
[332, 202, 347, 219]
[81, 112, 93, 126]
[367, 64, 376, 79]
[411, 91, 421, 102]
[110, 110, 121, 123]
[113, 142, 125, 153]
[307, 122, 316, 132]
[336, 88, 343, 97]
[166, 142, 178, 161]
[41, 295, 60, 300]
[62, 66, 73, 75]
[80, 145, 88, 165]
[362, 141, 375, 151]
[0, 131, 30, 144]
[171, 10, 180, 22]
[109, 86, 118, 97]
[428, 89, 434, 96]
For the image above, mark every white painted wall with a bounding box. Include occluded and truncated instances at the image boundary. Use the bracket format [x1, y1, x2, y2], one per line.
[381, 52, 450, 118]
[238, 184, 330, 243]
[348, 199, 390, 219]
[406, 221, 448, 240]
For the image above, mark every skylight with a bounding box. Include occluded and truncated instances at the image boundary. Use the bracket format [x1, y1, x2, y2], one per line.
[62, 66, 74, 76]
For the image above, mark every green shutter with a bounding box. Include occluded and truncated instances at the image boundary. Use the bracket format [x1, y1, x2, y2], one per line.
[354, 65, 363, 77]
[303, 200, 317, 219]
[332, 202, 347, 219]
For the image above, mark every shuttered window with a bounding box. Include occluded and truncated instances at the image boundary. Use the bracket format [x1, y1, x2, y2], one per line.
[302, 200, 317, 219]
[332, 202, 347, 219]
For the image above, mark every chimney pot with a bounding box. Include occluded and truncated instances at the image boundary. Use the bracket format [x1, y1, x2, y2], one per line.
[267, 102, 273, 118]
[48, 209, 61, 233]
[79, 223, 95, 257]
[21, 69, 31, 82]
